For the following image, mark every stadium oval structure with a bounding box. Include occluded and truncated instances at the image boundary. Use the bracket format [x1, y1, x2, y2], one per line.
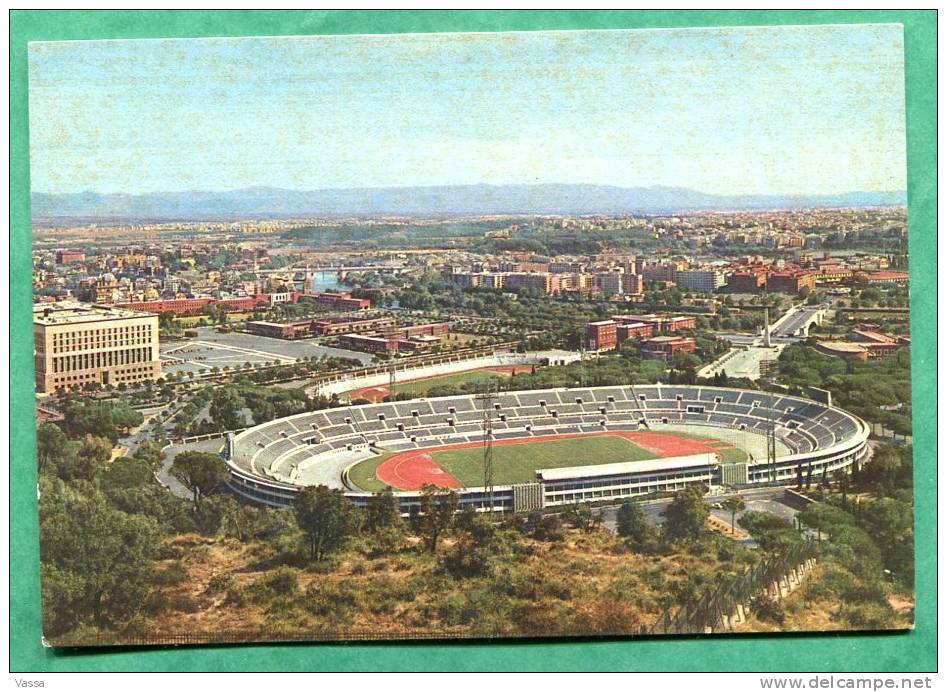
[224, 384, 870, 513]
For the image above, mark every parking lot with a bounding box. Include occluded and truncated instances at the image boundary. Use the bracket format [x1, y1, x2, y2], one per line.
[160, 327, 374, 376]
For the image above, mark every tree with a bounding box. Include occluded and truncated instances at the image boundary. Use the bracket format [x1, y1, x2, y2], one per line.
[209, 386, 246, 431]
[294, 485, 359, 561]
[663, 486, 709, 541]
[440, 510, 505, 578]
[568, 502, 601, 533]
[110, 400, 144, 432]
[527, 512, 564, 542]
[616, 500, 649, 546]
[720, 498, 746, 535]
[418, 484, 458, 553]
[98, 455, 154, 493]
[738, 511, 801, 554]
[36, 423, 77, 478]
[364, 487, 402, 532]
[169, 451, 228, 512]
[133, 439, 166, 471]
[40, 484, 158, 638]
[77, 434, 114, 481]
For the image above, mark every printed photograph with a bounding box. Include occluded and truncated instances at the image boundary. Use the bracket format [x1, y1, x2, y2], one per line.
[28, 24, 914, 646]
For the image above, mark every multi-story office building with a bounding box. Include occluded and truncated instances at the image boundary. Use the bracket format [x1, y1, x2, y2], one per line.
[504, 272, 561, 295]
[55, 249, 86, 264]
[587, 320, 618, 352]
[766, 271, 816, 294]
[34, 302, 161, 393]
[622, 272, 644, 296]
[726, 271, 767, 293]
[596, 273, 624, 296]
[617, 322, 654, 342]
[675, 269, 726, 293]
[640, 335, 697, 361]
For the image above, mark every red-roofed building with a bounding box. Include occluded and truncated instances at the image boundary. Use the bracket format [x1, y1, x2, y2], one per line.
[55, 249, 86, 264]
[726, 271, 767, 293]
[854, 271, 909, 285]
[587, 320, 618, 352]
[640, 336, 696, 361]
[766, 271, 816, 294]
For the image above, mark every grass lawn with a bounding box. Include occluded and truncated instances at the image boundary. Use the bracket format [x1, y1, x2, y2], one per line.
[433, 435, 654, 487]
[390, 369, 509, 398]
[347, 430, 749, 491]
[345, 452, 395, 493]
[717, 446, 750, 464]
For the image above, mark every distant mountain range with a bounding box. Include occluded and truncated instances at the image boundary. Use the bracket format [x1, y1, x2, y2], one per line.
[31, 184, 907, 220]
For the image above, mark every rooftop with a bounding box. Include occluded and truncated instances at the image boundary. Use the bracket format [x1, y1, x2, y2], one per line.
[644, 335, 693, 343]
[816, 341, 868, 354]
[33, 301, 156, 326]
[538, 453, 719, 481]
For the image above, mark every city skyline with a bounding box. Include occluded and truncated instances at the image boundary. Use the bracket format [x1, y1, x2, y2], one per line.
[28, 25, 906, 198]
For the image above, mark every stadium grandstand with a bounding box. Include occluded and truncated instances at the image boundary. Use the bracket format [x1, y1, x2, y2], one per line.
[224, 384, 870, 513]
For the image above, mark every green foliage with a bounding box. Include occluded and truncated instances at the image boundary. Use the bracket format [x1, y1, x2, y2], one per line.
[133, 440, 166, 471]
[294, 485, 360, 561]
[527, 512, 564, 542]
[720, 497, 746, 535]
[208, 386, 246, 431]
[204, 572, 235, 596]
[169, 451, 228, 513]
[751, 594, 786, 625]
[418, 485, 459, 554]
[440, 512, 506, 579]
[60, 396, 143, 442]
[152, 561, 188, 586]
[76, 435, 114, 481]
[663, 486, 709, 541]
[616, 500, 650, 547]
[36, 422, 79, 480]
[98, 455, 154, 493]
[364, 487, 403, 534]
[797, 502, 856, 538]
[737, 511, 801, 555]
[567, 502, 601, 533]
[859, 444, 913, 496]
[40, 482, 159, 638]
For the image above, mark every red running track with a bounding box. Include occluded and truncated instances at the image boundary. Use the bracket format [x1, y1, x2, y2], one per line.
[373, 430, 736, 491]
[375, 452, 462, 491]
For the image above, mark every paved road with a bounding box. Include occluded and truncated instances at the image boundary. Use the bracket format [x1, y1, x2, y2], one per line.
[597, 487, 798, 544]
[771, 305, 827, 339]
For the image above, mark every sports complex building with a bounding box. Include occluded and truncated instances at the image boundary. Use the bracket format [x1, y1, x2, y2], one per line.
[224, 384, 870, 513]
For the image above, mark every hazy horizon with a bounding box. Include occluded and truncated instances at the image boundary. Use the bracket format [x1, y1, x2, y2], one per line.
[29, 26, 907, 197]
[32, 181, 908, 197]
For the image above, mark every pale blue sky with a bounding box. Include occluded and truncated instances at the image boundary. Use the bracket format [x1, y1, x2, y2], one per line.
[28, 25, 906, 196]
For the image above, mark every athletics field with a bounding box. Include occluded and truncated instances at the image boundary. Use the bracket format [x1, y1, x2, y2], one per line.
[347, 430, 747, 492]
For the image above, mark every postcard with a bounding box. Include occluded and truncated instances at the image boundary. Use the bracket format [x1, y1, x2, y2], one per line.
[29, 24, 913, 646]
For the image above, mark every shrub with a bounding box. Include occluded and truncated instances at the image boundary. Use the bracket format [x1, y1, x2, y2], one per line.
[205, 573, 235, 596]
[837, 602, 897, 630]
[142, 590, 171, 616]
[152, 543, 183, 561]
[256, 567, 299, 598]
[152, 561, 188, 586]
[169, 593, 203, 614]
[751, 595, 786, 625]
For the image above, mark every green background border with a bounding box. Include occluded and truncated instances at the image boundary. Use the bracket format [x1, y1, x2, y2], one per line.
[10, 10, 936, 672]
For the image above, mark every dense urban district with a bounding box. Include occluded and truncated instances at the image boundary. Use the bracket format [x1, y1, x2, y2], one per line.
[33, 207, 914, 644]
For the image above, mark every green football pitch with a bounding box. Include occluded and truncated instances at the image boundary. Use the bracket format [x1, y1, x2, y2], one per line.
[388, 369, 507, 398]
[431, 435, 654, 487]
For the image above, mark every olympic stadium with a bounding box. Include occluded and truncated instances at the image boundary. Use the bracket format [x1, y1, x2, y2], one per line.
[224, 384, 870, 513]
